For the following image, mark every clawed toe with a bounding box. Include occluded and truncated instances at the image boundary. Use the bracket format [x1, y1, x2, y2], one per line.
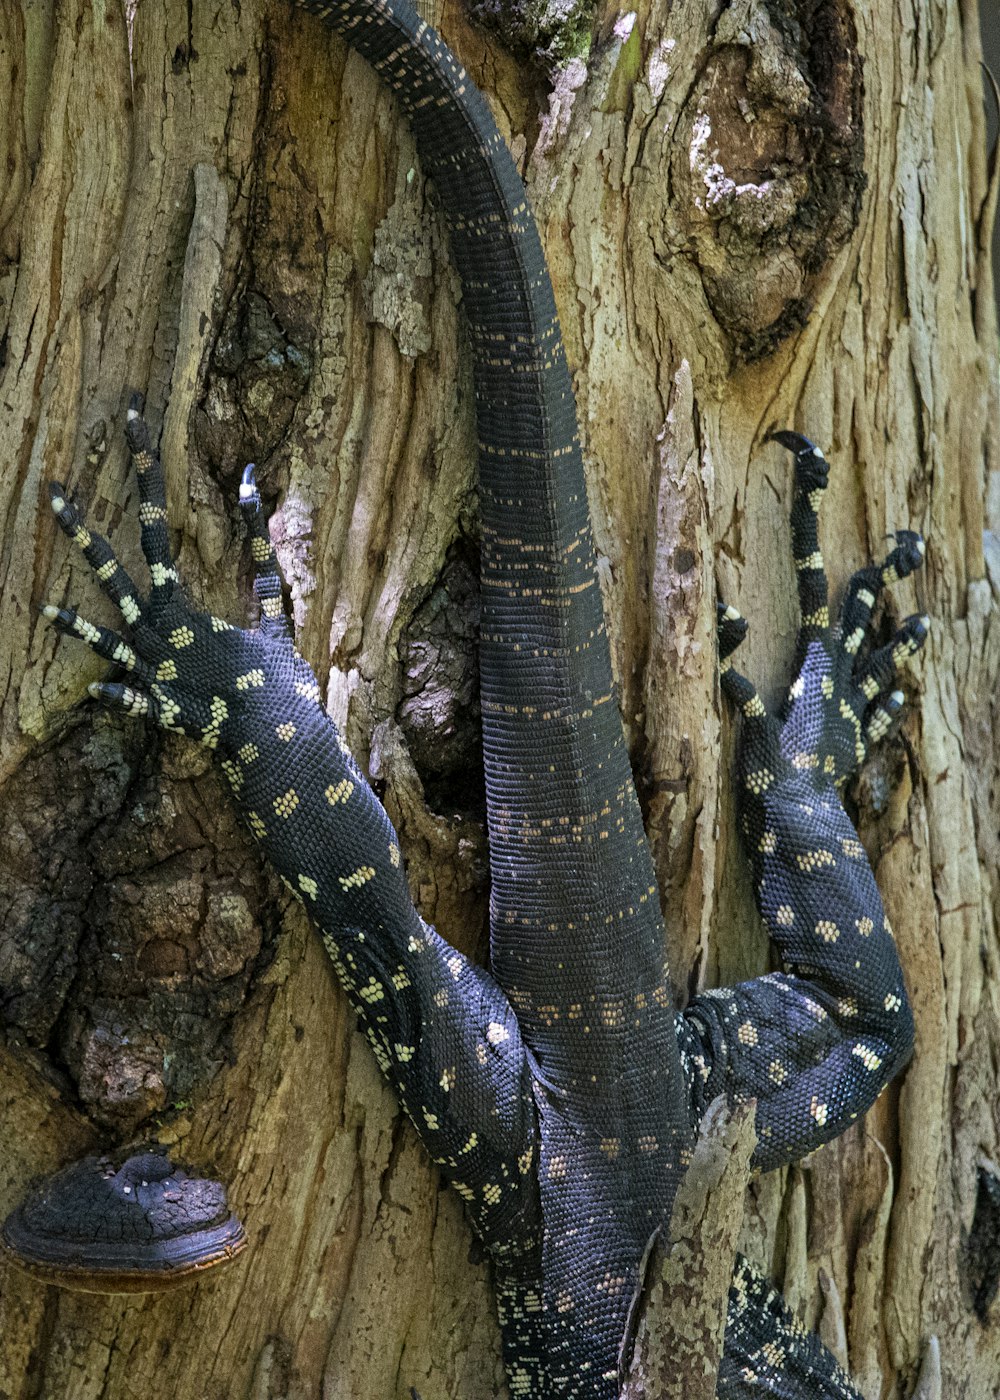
[717, 602, 749, 662]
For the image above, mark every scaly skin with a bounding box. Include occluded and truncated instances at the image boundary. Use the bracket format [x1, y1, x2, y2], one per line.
[41, 5, 927, 1396]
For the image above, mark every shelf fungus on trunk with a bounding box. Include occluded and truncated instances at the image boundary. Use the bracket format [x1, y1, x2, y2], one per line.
[1, 1150, 246, 1292]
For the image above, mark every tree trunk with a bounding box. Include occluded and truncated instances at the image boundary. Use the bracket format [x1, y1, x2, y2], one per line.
[1, 1, 997, 1397]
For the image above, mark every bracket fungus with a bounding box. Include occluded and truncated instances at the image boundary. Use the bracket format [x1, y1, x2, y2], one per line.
[1, 1149, 246, 1292]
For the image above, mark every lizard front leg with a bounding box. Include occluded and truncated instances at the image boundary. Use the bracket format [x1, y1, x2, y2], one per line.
[676, 434, 925, 1399]
[680, 433, 925, 1168]
[43, 406, 541, 1256]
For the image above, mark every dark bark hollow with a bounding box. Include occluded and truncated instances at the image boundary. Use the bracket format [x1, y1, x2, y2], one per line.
[1, 1149, 246, 1292]
[672, 0, 865, 359]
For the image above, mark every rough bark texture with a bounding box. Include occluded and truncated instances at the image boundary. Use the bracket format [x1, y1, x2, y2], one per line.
[621, 1099, 757, 1400]
[0, 1, 998, 1397]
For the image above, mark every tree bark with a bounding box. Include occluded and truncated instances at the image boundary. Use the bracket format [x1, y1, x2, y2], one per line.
[1, 1, 998, 1397]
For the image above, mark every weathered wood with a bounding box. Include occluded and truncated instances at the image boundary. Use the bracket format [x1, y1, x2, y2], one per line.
[620, 1099, 757, 1400]
[1, 0, 998, 1396]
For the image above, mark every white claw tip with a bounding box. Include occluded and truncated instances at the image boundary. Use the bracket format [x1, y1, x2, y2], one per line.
[921, 614, 931, 629]
[724, 604, 741, 621]
[50, 495, 66, 513]
[812, 445, 824, 457]
[891, 690, 905, 705]
[126, 408, 139, 421]
[916, 537, 926, 555]
[87, 682, 102, 699]
[42, 605, 60, 620]
[238, 485, 255, 502]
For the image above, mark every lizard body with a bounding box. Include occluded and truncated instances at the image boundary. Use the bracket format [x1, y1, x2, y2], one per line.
[44, 3, 927, 1394]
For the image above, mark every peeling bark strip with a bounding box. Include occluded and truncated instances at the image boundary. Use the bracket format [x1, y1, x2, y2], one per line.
[620, 1099, 757, 1400]
[0, 1, 999, 1398]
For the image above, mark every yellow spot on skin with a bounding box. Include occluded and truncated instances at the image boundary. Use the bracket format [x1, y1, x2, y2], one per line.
[460, 1132, 478, 1153]
[276, 722, 296, 741]
[884, 992, 902, 1012]
[394, 1044, 415, 1062]
[169, 626, 195, 648]
[156, 659, 178, 682]
[391, 968, 410, 990]
[247, 811, 266, 840]
[150, 563, 177, 587]
[438, 1066, 456, 1092]
[486, 1022, 509, 1045]
[239, 743, 260, 763]
[483, 1184, 502, 1205]
[820, 674, 835, 698]
[841, 837, 864, 858]
[737, 1021, 758, 1046]
[853, 1044, 883, 1071]
[338, 864, 375, 891]
[518, 1147, 534, 1174]
[796, 848, 836, 873]
[325, 779, 354, 805]
[600, 1138, 621, 1159]
[273, 788, 300, 818]
[547, 1156, 567, 1180]
[815, 920, 840, 943]
[637, 1135, 659, 1154]
[120, 596, 141, 625]
[298, 874, 318, 900]
[742, 695, 766, 718]
[236, 668, 265, 690]
[758, 830, 777, 854]
[838, 997, 858, 1018]
[96, 560, 117, 582]
[210, 616, 233, 632]
[810, 1097, 829, 1127]
[220, 760, 243, 792]
[359, 978, 384, 1004]
[389, 842, 400, 867]
[423, 1108, 439, 1131]
[768, 1060, 788, 1085]
[856, 916, 874, 936]
[776, 905, 794, 926]
[251, 537, 271, 562]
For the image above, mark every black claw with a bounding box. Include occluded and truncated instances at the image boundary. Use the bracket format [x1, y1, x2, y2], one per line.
[40, 603, 75, 634]
[891, 529, 926, 577]
[239, 464, 260, 510]
[47, 482, 78, 526]
[770, 430, 829, 493]
[769, 430, 819, 457]
[717, 602, 749, 661]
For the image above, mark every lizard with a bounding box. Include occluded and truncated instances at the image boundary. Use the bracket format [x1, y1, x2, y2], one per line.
[41, 0, 928, 1393]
